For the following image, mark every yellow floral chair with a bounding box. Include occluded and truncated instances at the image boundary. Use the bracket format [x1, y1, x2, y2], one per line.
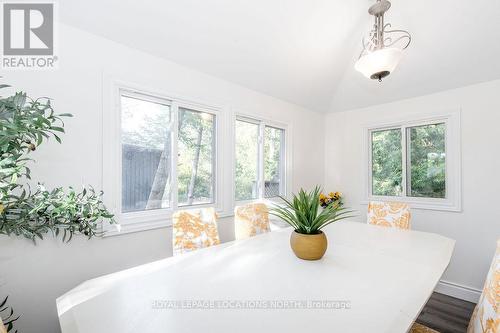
[172, 207, 220, 256]
[0, 319, 6, 333]
[467, 239, 499, 333]
[234, 203, 270, 240]
[410, 323, 439, 333]
[411, 239, 500, 333]
[367, 201, 411, 230]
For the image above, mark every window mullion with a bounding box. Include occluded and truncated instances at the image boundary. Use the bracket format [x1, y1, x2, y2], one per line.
[406, 126, 413, 198]
[171, 102, 179, 209]
[401, 126, 408, 198]
[368, 130, 373, 197]
[279, 128, 286, 197]
[258, 123, 265, 199]
[211, 112, 217, 206]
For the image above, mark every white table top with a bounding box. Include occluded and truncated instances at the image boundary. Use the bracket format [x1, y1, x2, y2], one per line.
[57, 221, 454, 333]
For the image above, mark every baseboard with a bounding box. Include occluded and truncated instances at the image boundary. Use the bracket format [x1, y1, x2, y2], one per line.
[435, 280, 481, 303]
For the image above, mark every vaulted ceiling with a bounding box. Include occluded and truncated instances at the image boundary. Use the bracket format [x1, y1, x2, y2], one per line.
[59, 0, 500, 112]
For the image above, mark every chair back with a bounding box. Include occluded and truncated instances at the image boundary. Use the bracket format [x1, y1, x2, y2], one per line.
[410, 322, 439, 333]
[234, 203, 270, 240]
[468, 239, 500, 333]
[172, 207, 220, 255]
[0, 318, 6, 333]
[367, 201, 411, 230]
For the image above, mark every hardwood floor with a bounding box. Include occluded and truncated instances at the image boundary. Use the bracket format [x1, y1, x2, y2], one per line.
[416, 292, 476, 333]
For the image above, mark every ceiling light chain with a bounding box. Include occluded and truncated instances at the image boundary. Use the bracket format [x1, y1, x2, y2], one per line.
[355, 0, 412, 81]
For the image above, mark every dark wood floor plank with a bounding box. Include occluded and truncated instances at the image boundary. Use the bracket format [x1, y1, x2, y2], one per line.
[430, 292, 476, 310]
[424, 299, 474, 321]
[416, 292, 476, 333]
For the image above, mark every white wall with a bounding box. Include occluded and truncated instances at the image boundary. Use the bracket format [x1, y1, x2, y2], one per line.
[3, 21, 499, 333]
[0, 24, 325, 333]
[324, 80, 500, 301]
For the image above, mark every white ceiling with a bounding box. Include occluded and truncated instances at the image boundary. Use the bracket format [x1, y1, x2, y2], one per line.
[59, 0, 500, 112]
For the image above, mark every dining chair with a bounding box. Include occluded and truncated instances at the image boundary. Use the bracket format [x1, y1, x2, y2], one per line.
[172, 207, 220, 255]
[467, 238, 499, 333]
[410, 239, 500, 333]
[234, 202, 270, 240]
[367, 201, 411, 230]
[410, 322, 440, 333]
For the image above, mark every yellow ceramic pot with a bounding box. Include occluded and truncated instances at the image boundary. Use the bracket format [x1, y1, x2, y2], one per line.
[290, 230, 328, 260]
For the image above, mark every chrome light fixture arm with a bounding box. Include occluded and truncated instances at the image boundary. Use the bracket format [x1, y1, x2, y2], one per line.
[358, 0, 411, 59]
[355, 0, 412, 81]
[383, 27, 411, 49]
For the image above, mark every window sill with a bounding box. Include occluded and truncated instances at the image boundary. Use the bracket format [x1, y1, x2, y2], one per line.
[103, 218, 171, 237]
[235, 197, 286, 205]
[103, 204, 233, 238]
[361, 196, 462, 212]
[103, 199, 288, 238]
[103, 211, 236, 238]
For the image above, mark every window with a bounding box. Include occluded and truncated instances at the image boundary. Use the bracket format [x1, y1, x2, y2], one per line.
[371, 124, 446, 198]
[177, 107, 215, 206]
[264, 126, 285, 198]
[121, 92, 172, 213]
[119, 90, 218, 217]
[104, 81, 292, 235]
[366, 113, 461, 211]
[371, 128, 402, 197]
[407, 123, 446, 198]
[235, 117, 286, 201]
[235, 119, 259, 201]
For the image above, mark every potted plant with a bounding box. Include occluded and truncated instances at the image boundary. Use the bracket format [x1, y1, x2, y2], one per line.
[1, 297, 18, 333]
[319, 191, 343, 209]
[270, 186, 353, 260]
[0, 84, 115, 242]
[0, 84, 116, 331]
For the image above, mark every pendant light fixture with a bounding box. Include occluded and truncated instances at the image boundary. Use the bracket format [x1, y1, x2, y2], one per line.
[355, 0, 411, 81]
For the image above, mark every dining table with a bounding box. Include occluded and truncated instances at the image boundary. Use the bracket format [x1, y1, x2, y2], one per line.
[57, 220, 455, 333]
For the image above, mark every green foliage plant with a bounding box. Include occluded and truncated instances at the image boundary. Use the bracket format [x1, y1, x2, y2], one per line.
[0, 84, 114, 243]
[270, 186, 354, 235]
[1, 296, 19, 333]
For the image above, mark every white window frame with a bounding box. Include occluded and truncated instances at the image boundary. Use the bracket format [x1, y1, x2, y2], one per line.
[175, 104, 218, 209]
[233, 114, 289, 205]
[103, 81, 223, 235]
[363, 110, 462, 212]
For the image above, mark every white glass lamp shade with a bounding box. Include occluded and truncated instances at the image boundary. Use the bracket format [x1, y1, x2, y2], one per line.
[355, 47, 403, 80]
